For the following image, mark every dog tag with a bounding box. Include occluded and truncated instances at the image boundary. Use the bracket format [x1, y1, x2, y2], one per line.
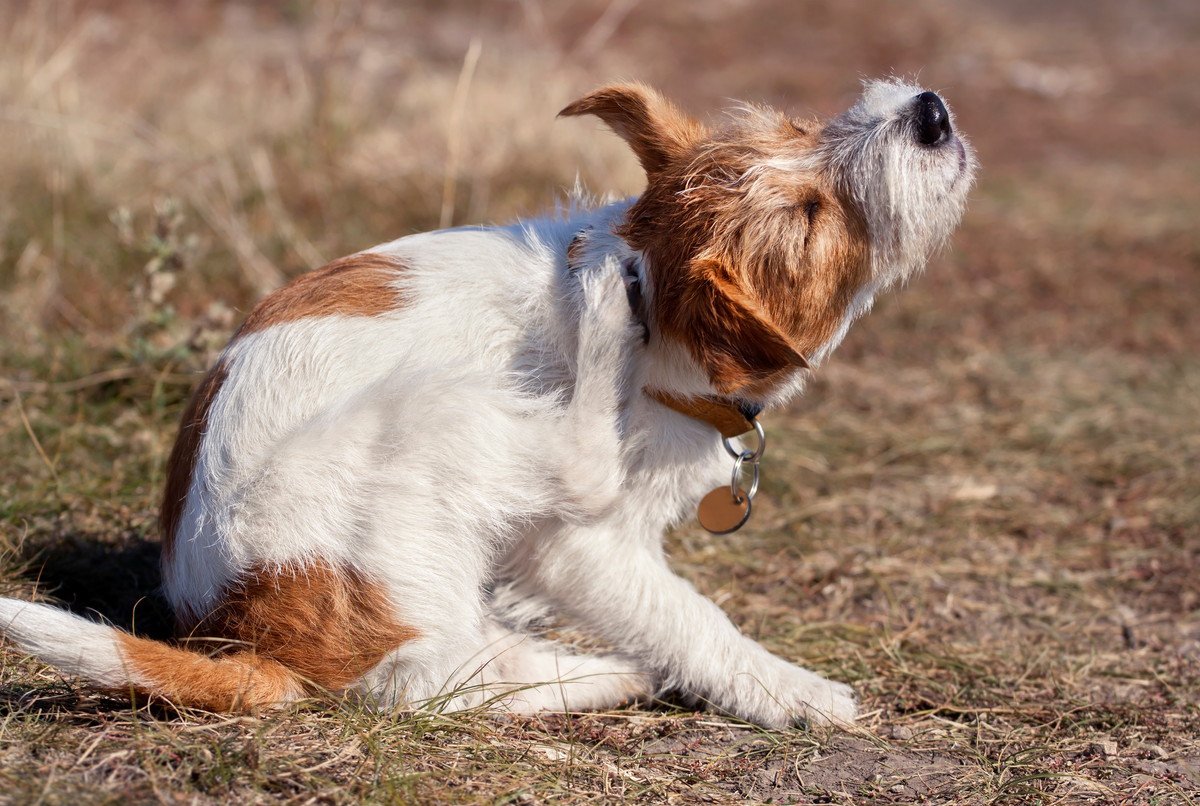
[697, 486, 752, 535]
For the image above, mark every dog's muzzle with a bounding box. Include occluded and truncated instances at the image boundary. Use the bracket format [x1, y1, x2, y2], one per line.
[913, 91, 952, 146]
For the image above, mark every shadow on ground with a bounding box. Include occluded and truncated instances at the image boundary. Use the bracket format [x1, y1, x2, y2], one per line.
[18, 531, 174, 641]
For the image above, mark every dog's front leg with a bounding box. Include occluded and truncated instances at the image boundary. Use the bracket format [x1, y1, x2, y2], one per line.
[529, 524, 858, 728]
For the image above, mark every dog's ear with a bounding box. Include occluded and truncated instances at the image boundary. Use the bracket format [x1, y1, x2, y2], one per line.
[665, 258, 810, 395]
[559, 83, 704, 177]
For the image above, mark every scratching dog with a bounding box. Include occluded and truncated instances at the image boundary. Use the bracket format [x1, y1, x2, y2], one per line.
[0, 80, 974, 728]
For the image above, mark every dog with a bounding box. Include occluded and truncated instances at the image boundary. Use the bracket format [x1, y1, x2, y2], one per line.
[0, 79, 974, 728]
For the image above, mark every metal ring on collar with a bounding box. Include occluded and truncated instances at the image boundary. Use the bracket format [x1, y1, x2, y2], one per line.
[730, 450, 761, 503]
[722, 418, 766, 462]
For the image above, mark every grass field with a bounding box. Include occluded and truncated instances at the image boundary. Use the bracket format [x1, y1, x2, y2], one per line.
[1, 1, 1198, 803]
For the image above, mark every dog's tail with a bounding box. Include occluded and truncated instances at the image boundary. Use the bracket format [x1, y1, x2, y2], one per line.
[0, 597, 304, 711]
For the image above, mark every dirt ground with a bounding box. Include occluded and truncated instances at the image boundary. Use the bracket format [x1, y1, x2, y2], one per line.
[1, 1, 1197, 803]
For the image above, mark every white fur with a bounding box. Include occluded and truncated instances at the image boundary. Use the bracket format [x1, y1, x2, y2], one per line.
[0, 81, 975, 728]
[0, 599, 141, 688]
[819, 78, 977, 291]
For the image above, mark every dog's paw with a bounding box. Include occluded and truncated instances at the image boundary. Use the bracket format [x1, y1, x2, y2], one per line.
[784, 674, 858, 729]
[485, 654, 655, 715]
[729, 662, 858, 730]
[576, 258, 643, 346]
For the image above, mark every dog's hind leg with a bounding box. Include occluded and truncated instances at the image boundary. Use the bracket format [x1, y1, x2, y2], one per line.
[430, 621, 652, 714]
[556, 257, 643, 519]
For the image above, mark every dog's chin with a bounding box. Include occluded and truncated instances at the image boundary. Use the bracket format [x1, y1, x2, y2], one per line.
[743, 364, 811, 410]
[949, 136, 977, 192]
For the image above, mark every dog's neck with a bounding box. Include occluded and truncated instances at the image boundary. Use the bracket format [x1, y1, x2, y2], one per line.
[566, 211, 763, 439]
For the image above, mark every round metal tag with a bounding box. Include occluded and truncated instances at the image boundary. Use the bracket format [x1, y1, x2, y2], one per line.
[697, 486, 752, 535]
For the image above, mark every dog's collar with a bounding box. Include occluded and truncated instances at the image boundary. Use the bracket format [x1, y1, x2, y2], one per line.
[644, 389, 761, 439]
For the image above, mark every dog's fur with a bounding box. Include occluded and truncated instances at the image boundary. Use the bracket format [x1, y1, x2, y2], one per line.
[0, 79, 975, 727]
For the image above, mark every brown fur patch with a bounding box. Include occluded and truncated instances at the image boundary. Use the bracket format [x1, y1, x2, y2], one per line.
[183, 562, 419, 694]
[160, 361, 228, 560]
[234, 251, 406, 336]
[662, 256, 812, 394]
[560, 83, 706, 177]
[625, 111, 870, 394]
[118, 634, 305, 712]
[565, 85, 871, 395]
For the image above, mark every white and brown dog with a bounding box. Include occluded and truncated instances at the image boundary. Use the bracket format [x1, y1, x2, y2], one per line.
[0, 80, 974, 728]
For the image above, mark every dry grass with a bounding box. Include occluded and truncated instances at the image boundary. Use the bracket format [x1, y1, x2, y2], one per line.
[2, 0, 1198, 803]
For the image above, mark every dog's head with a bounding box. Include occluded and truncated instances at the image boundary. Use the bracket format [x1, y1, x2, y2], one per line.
[561, 80, 976, 398]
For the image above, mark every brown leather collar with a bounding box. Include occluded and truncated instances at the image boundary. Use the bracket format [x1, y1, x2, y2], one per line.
[645, 389, 761, 438]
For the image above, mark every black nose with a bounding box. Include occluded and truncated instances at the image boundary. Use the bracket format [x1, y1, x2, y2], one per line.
[914, 91, 951, 146]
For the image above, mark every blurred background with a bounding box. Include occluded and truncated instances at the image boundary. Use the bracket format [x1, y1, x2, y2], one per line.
[0, 1, 1197, 801]
[1, 0, 1196, 353]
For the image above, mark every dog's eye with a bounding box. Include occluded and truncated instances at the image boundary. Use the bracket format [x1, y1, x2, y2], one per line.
[800, 199, 820, 248]
[804, 200, 820, 224]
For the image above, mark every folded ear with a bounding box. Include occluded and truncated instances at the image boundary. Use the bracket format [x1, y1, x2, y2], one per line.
[665, 258, 810, 395]
[559, 83, 705, 177]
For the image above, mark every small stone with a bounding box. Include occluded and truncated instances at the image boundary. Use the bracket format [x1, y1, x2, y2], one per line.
[888, 726, 915, 741]
[1130, 773, 1159, 790]
[1089, 740, 1118, 757]
[952, 480, 998, 501]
